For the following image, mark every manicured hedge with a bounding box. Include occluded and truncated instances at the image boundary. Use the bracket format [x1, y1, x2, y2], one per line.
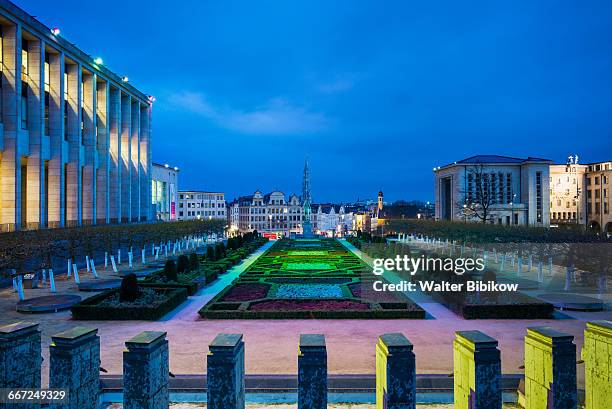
[386, 219, 608, 244]
[200, 306, 425, 319]
[70, 286, 188, 321]
[143, 237, 268, 295]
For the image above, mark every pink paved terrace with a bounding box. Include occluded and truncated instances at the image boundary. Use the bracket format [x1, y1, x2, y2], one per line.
[0, 239, 609, 387]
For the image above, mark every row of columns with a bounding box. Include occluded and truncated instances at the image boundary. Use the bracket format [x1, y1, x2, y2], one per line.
[0, 18, 152, 231]
[1, 321, 611, 409]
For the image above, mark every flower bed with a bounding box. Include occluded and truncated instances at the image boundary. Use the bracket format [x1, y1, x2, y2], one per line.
[71, 286, 188, 321]
[250, 299, 369, 311]
[199, 238, 425, 319]
[276, 284, 343, 298]
[221, 283, 270, 302]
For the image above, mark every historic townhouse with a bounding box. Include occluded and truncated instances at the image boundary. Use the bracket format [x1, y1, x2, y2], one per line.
[0, 0, 153, 231]
[228, 190, 303, 237]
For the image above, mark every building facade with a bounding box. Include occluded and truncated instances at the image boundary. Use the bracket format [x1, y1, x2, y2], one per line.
[549, 158, 611, 233]
[549, 161, 588, 226]
[434, 155, 552, 227]
[0, 0, 153, 231]
[228, 190, 303, 237]
[312, 204, 353, 237]
[178, 190, 226, 221]
[585, 161, 611, 233]
[151, 163, 178, 221]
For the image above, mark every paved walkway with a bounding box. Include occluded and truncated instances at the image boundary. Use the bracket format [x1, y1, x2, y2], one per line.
[0, 240, 609, 388]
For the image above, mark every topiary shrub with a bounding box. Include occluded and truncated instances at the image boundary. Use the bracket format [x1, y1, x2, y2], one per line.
[164, 260, 178, 282]
[206, 246, 216, 261]
[119, 273, 139, 302]
[215, 242, 226, 258]
[177, 255, 190, 274]
[189, 253, 200, 271]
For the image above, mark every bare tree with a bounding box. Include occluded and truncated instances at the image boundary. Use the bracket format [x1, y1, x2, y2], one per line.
[457, 163, 497, 223]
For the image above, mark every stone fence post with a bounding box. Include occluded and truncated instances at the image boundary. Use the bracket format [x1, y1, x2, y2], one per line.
[49, 327, 100, 409]
[0, 322, 41, 409]
[524, 327, 576, 409]
[582, 320, 612, 409]
[123, 331, 169, 409]
[207, 333, 245, 409]
[298, 334, 327, 409]
[376, 333, 416, 409]
[453, 330, 501, 409]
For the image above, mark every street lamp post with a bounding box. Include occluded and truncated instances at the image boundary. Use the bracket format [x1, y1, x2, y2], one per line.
[510, 193, 517, 226]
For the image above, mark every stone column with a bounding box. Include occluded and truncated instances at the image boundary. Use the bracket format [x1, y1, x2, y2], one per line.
[120, 93, 131, 222]
[81, 72, 96, 225]
[48, 327, 99, 409]
[123, 331, 169, 409]
[453, 330, 501, 409]
[130, 99, 140, 221]
[0, 23, 22, 231]
[524, 327, 576, 409]
[376, 333, 416, 409]
[139, 104, 151, 220]
[207, 333, 245, 409]
[108, 86, 121, 223]
[298, 334, 327, 409]
[25, 37, 46, 229]
[46, 51, 66, 228]
[582, 320, 612, 409]
[64, 62, 82, 226]
[95, 80, 110, 224]
[0, 322, 41, 409]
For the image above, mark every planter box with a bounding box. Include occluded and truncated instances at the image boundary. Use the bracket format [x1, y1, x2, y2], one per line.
[142, 273, 202, 296]
[71, 286, 188, 321]
[432, 291, 554, 319]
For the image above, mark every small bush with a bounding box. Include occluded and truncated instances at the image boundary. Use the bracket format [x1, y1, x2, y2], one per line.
[189, 253, 200, 271]
[164, 260, 178, 282]
[215, 242, 226, 258]
[206, 246, 216, 261]
[119, 274, 139, 302]
[177, 255, 190, 274]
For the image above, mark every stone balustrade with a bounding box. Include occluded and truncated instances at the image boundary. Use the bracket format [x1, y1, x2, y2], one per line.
[0, 321, 610, 409]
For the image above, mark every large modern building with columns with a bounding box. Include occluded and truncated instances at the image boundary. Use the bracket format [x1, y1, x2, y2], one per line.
[0, 0, 153, 231]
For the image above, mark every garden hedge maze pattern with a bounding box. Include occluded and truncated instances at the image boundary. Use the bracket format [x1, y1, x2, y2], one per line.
[199, 238, 425, 319]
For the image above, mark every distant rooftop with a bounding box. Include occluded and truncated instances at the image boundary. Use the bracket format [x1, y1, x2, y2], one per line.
[438, 155, 553, 170]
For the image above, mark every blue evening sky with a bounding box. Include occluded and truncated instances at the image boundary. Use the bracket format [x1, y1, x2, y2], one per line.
[19, 0, 612, 202]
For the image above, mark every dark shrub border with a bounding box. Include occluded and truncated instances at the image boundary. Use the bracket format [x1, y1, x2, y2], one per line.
[71, 286, 188, 321]
[199, 307, 425, 319]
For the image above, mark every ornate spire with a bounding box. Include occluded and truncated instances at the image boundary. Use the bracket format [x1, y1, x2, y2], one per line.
[301, 159, 314, 237]
[302, 159, 312, 212]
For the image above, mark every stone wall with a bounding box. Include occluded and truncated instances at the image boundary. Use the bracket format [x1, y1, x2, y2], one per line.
[0, 321, 610, 409]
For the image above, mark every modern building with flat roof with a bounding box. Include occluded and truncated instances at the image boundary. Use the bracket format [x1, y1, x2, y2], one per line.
[434, 155, 552, 227]
[178, 190, 226, 221]
[0, 0, 153, 231]
[152, 162, 178, 221]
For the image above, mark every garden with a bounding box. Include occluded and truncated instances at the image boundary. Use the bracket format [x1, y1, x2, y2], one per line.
[71, 232, 268, 320]
[348, 234, 556, 319]
[0, 219, 226, 285]
[198, 238, 425, 319]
